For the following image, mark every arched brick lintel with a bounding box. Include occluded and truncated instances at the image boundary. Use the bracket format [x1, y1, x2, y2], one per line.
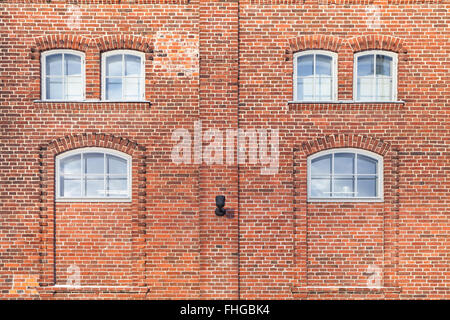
[348, 35, 408, 54]
[41, 132, 146, 157]
[94, 35, 154, 54]
[32, 35, 91, 57]
[31, 34, 90, 52]
[299, 134, 391, 157]
[285, 35, 344, 60]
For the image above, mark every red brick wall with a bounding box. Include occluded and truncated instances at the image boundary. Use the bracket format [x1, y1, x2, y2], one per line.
[0, 0, 448, 299]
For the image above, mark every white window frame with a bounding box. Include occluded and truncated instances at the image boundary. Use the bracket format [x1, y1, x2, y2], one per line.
[353, 50, 398, 102]
[55, 147, 132, 202]
[41, 49, 85, 101]
[293, 50, 338, 102]
[307, 148, 383, 202]
[101, 49, 146, 101]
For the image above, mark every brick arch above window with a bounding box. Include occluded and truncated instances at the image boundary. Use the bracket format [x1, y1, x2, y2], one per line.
[286, 35, 344, 60]
[348, 35, 408, 55]
[299, 134, 390, 157]
[31, 35, 91, 59]
[42, 132, 146, 156]
[94, 35, 154, 55]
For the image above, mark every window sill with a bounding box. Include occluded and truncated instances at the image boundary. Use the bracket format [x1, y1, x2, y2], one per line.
[55, 198, 132, 203]
[308, 198, 384, 203]
[34, 100, 152, 109]
[289, 100, 405, 111]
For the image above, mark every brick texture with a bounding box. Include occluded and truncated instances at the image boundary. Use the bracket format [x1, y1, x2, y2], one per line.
[0, 0, 448, 299]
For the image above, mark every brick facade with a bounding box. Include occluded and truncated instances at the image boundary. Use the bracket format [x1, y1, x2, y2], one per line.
[0, 0, 448, 299]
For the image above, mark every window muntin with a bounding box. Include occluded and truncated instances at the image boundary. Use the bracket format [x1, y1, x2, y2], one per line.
[308, 149, 383, 201]
[56, 148, 131, 201]
[41, 50, 85, 101]
[294, 50, 338, 102]
[101, 50, 145, 101]
[354, 50, 397, 102]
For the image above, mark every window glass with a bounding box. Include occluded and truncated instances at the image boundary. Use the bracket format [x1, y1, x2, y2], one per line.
[43, 51, 83, 100]
[309, 150, 381, 200]
[106, 54, 122, 77]
[57, 150, 130, 200]
[125, 54, 141, 76]
[104, 51, 144, 101]
[376, 54, 392, 76]
[358, 155, 377, 174]
[65, 54, 81, 76]
[106, 78, 123, 100]
[295, 51, 335, 101]
[311, 178, 331, 198]
[357, 55, 374, 76]
[316, 55, 332, 75]
[311, 154, 331, 175]
[357, 178, 377, 197]
[61, 154, 81, 175]
[356, 52, 396, 101]
[298, 55, 313, 77]
[108, 155, 127, 174]
[334, 153, 354, 174]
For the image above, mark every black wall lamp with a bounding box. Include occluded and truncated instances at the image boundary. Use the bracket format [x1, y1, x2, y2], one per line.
[215, 195, 226, 216]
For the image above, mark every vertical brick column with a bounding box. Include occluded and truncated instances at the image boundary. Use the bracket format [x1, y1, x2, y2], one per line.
[198, 0, 239, 299]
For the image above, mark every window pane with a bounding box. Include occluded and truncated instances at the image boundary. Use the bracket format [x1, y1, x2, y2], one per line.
[311, 154, 331, 176]
[334, 153, 355, 174]
[310, 178, 331, 197]
[85, 153, 104, 174]
[357, 177, 377, 197]
[107, 155, 127, 174]
[357, 55, 374, 76]
[125, 54, 141, 76]
[108, 177, 128, 197]
[65, 54, 81, 76]
[316, 77, 332, 100]
[60, 177, 81, 197]
[376, 55, 392, 76]
[334, 177, 354, 197]
[357, 155, 377, 174]
[46, 54, 62, 76]
[316, 54, 332, 76]
[46, 77, 63, 100]
[85, 177, 105, 197]
[106, 78, 122, 100]
[298, 77, 314, 101]
[298, 55, 313, 77]
[357, 77, 375, 101]
[106, 54, 122, 76]
[123, 78, 140, 100]
[376, 77, 392, 101]
[61, 154, 81, 175]
[66, 77, 83, 100]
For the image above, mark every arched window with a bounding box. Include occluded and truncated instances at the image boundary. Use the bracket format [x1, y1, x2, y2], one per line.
[41, 50, 85, 101]
[56, 148, 131, 201]
[293, 50, 338, 102]
[354, 50, 397, 102]
[308, 148, 383, 201]
[101, 50, 145, 101]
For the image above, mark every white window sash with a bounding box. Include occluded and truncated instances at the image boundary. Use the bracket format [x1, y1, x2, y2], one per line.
[293, 50, 338, 102]
[101, 50, 145, 101]
[41, 50, 85, 101]
[308, 148, 383, 202]
[56, 147, 132, 202]
[354, 50, 398, 102]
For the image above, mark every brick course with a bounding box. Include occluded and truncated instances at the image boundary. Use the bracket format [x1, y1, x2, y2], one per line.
[0, 0, 448, 299]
